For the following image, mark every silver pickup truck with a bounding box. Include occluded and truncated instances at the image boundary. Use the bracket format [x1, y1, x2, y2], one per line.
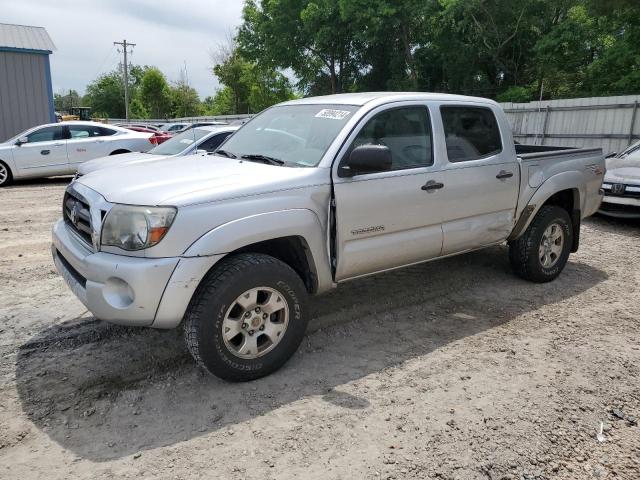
[52, 92, 604, 381]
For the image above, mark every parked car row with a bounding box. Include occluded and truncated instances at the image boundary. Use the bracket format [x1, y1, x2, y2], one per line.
[0, 122, 156, 187]
[77, 125, 238, 176]
[114, 124, 173, 145]
[0, 120, 239, 186]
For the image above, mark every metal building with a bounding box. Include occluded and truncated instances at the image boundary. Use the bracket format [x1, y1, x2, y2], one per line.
[0, 23, 56, 141]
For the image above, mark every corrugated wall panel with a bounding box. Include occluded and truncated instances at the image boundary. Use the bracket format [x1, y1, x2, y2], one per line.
[0, 51, 52, 141]
[501, 95, 640, 154]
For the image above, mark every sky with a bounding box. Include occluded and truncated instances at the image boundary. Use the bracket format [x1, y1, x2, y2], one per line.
[1, 0, 245, 98]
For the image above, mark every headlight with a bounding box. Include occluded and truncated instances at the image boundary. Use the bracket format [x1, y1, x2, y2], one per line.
[101, 205, 177, 251]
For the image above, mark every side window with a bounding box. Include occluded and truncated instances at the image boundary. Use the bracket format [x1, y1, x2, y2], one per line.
[441, 106, 502, 162]
[68, 125, 115, 139]
[97, 126, 117, 136]
[26, 126, 64, 143]
[349, 106, 433, 171]
[199, 132, 231, 152]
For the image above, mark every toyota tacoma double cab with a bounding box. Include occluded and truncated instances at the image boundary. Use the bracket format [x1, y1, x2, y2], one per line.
[52, 93, 605, 381]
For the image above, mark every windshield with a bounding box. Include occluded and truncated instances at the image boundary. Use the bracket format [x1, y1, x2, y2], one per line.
[148, 128, 210, 155]
[618, 140, 640, 159]
[219, 104, 359, 167]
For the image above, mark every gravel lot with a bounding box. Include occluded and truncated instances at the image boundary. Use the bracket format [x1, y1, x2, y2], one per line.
[1, 178, 639, 480]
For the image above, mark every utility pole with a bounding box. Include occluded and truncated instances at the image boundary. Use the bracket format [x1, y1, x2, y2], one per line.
[114, 39, 136, 121]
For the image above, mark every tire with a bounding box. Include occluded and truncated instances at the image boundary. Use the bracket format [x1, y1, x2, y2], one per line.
[183, 253, 308, 381]
[109, 149, 130, 155]
[0, 161, 13, 187]
[509, 205, 573, 283]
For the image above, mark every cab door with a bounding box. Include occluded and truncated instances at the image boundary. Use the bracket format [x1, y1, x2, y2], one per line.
[66, 124, 115, 169]
[437, 104, 519, 255]
[332, 103, 445, 281]
[11, 125, 68, 175]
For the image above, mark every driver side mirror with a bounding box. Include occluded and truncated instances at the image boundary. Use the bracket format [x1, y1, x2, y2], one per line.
[340, 144, 392, 177]
[16, 136, 28, 146]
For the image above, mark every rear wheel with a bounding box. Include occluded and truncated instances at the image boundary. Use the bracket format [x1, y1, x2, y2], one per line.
[509, 205, 573, 283]
[0, 161, 12, 187]
[183, 253, 308, 381]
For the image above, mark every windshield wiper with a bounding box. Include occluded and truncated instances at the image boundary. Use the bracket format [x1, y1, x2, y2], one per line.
[240, 154, 285, 166]
[214, 149, 237, 159]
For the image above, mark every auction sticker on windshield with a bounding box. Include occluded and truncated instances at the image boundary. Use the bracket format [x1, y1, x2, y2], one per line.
[315, 109, 352, 120]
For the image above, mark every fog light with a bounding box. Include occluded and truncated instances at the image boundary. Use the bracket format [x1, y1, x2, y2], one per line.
[103, 277, 134, 309]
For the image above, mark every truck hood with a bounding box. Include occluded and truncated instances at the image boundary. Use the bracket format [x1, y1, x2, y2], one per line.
[77, 154, 326, 206]
[605, 157, 640, 183]
[78, 152, 162, 175]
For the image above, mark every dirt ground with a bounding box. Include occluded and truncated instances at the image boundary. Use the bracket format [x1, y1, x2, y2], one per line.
[0, 178, 639, 480]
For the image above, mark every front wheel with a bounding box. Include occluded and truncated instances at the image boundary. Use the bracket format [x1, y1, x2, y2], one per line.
[0, 161, 12, 187]
[183, 253, 308, 381]
[509, 205, 573, 283]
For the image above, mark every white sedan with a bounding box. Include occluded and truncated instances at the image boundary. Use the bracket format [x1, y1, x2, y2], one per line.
[76, 125, 239, 177]
[599, 140, 640, 218]
[0, 121, 155, 186]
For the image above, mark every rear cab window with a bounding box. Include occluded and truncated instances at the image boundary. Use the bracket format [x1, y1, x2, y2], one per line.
[440, 106, 502, 162]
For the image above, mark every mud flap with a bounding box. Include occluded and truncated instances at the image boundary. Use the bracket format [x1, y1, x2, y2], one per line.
[571, 209, 581, 253]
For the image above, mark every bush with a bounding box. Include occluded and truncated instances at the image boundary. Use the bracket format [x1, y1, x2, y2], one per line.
[497, 86, 534, 103]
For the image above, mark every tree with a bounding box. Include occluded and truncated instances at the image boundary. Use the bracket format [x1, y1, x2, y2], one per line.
[129, 97, 149, 119]
[340, 0, 435, 90]
[170, 72, 201, 117]
[210, 38, 296, 114]
[138, 67, 172, 118]
[238, 0, 360, 94]
[84, 71, 125, 118]
[54, 89, 82, 112]
[212, 37, 251, 113]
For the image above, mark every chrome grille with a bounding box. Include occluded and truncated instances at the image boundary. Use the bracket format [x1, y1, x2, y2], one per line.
[602, 182, 640, 199]
[63, 191, 93, 246]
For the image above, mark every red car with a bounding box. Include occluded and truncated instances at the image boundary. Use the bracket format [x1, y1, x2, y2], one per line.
[119, 125, 172, 145]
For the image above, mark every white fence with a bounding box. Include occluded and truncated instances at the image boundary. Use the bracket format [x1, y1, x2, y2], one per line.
[500, 95, 640, 155]
[108, 114, 253, 125]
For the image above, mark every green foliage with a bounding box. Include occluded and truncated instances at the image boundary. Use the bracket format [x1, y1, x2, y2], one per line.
[236, 0, 640, 100]
[129, 97, 149, 119]
[210, 42, 296, 114]
[137, 67, 172, 118]
[238, 0, 359, 94]
[170, 78, 202, 117]
[497, 86, 534, 103]
[54, 89, 82, 112]
[76, 0, 640, 120]
[203, 88, 236, 116]
[84, 71, 126, 118]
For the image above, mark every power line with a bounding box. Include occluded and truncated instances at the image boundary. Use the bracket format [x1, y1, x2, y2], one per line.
[114, 39, 136, 121]
[92, 45, 117, 80]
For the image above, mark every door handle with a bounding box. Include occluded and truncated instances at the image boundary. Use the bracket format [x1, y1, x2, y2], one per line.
[40, 150, 50, 155]
[421, 180, 444, 192]
[53, 143, 65, 146]
[496, 170, 514, 180]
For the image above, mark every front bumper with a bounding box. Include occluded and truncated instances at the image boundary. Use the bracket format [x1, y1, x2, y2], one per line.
[598, 195, 640, 218]
[52, 219, 225, 328]
[52, 219, 179, 326]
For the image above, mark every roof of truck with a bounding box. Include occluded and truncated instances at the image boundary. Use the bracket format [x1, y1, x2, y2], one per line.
[281, 92, 497, 107]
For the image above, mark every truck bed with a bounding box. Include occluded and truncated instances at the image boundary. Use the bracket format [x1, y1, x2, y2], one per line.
[515, 143, 603, 160]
